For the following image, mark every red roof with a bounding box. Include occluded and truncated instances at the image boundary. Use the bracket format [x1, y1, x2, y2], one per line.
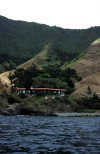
[16, 88, 26, 90]
[16, 88, 66, 91]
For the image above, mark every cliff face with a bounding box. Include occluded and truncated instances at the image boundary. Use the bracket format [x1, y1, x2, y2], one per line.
[72, 39, 100, 97]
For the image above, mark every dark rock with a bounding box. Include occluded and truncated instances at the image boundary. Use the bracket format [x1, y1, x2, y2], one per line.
[0, 106, 57, 116]
[1, 111, 15, 116]
[16, 107, 57, 116]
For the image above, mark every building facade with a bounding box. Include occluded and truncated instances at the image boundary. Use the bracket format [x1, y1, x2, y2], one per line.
[16, 88, 66, 96]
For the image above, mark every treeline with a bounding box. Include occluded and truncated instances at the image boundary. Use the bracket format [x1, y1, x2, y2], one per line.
[9, 64, 81, 94]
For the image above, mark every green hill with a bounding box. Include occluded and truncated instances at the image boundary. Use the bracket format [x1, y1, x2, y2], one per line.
[0, 15, 100, 72]
[18, 42, 64, 69]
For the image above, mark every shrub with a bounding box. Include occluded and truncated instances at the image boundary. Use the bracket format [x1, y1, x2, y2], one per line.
[75, 93, 100, 110]
[19, 93, 27, 99]
[87, 86, 92, 95]
[7, 94, 20, 104]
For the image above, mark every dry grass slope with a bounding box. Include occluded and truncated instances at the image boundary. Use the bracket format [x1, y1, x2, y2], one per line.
[0, 70, 14, 93]
[72, 39, 100, 97]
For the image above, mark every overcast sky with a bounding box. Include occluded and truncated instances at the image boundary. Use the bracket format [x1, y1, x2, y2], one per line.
[0, 0, 100, 29]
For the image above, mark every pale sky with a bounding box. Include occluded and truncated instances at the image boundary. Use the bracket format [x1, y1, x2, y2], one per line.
[0, 0, 100, 29]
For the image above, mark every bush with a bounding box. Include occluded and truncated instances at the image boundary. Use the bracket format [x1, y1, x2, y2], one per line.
[82, 109, 96, 113]
[7, 94, 20, 104]
[87, 86, 92, 95]
[75, 93, 100, 110]
[19, 93, 27, 99]
[54, 95, 71, 104]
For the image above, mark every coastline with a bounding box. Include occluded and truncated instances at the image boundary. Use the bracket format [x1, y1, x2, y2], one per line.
[55, 112, 100, 117]
[0, 94, 100, 116]
[1, 111, 100, 117]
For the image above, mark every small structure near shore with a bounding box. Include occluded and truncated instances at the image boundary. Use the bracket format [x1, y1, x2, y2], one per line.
[16, 88, 66, 96]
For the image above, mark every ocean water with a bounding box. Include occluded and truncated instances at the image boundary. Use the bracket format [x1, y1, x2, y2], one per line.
[0, 116, 100, 154]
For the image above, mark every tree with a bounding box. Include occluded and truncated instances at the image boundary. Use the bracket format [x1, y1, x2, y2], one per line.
[9, 64, 39, 88]
[9, 63, 80, 95]
[87, 86, 92, 95]
[43, 64, 61, 78]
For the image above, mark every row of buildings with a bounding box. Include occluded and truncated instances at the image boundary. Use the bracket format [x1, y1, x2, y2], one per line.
[16, 88, 66, 96]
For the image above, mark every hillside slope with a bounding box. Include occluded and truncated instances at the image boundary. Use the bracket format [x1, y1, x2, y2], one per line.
[72, 39, 100, 97]
[0, 15, 100, 72]
[17, 42, 62, 69]
[0, 39, 100, 96]
[0, 71, 13, 93]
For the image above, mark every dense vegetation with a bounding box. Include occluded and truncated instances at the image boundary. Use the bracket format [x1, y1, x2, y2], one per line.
[9, 64, 81, 94]
[0, 15, 100, 72]
[0, 54, 28, 73]
[74, 93, 100, 111]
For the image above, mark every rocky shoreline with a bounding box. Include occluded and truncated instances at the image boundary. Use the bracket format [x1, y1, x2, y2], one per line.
[1, 109, 100, 117]
[0, 108, 57, 116]
[0, 92, 100, 116]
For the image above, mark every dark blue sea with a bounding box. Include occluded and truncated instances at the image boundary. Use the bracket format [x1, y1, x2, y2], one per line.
[0, 116, 100, 154]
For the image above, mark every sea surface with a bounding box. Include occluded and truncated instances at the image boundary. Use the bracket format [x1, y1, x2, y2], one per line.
[0, 116, 100, 154]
